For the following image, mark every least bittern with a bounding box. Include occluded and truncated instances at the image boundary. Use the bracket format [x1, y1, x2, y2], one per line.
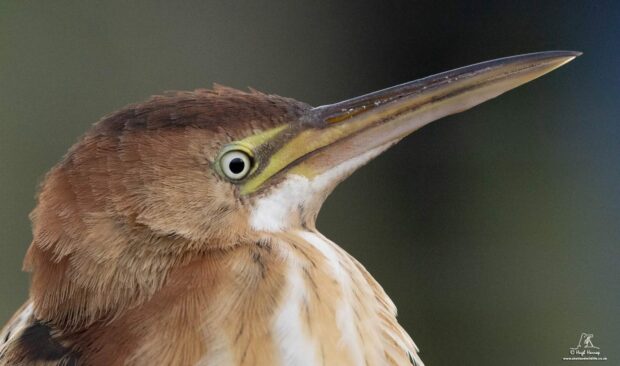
[0, 51, 578, 365]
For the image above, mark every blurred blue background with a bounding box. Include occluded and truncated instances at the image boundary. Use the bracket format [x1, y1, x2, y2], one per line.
[1, 1, 618, 365]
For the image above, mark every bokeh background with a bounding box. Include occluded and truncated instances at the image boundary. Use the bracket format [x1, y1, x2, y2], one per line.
[1, 1, 618, 365]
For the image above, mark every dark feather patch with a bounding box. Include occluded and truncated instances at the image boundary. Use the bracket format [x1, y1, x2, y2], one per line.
[17, 321, 78, 363]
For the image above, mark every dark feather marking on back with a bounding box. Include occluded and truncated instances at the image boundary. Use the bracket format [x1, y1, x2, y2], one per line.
[17, 321, 79, 363]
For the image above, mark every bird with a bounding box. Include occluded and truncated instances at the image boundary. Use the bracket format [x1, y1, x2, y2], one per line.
[0, 51, 578, 366]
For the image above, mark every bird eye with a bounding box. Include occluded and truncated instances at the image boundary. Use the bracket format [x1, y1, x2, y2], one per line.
[219, 150, 252, 180]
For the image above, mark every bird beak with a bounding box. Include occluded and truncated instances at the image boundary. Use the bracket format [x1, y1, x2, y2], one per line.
[241, 51, 580, 194]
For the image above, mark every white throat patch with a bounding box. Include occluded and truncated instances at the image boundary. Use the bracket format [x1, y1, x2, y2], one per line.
[250, 143, 393, 232]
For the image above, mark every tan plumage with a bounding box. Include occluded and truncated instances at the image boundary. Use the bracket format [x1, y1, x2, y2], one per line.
[0, 52, 578, 365]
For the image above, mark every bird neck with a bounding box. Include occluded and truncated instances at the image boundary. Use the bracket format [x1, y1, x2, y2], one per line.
[21, 227, 418, 365]
[166, 228, 416, 365]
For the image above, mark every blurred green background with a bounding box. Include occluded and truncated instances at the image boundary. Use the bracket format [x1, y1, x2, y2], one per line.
[1, 1, 618, 365]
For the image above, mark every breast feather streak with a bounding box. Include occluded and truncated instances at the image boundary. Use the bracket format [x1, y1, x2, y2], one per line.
[273, 260, 317, 366]
[296, 230, 366, 366]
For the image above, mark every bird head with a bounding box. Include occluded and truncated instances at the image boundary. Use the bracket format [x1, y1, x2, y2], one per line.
[24, 51, 578, 327]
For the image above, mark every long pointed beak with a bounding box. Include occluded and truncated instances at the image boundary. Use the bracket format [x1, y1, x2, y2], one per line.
[241, 51, 580, 194]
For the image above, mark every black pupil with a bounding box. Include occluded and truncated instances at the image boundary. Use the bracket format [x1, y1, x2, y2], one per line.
[229, 157, 245, 174]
